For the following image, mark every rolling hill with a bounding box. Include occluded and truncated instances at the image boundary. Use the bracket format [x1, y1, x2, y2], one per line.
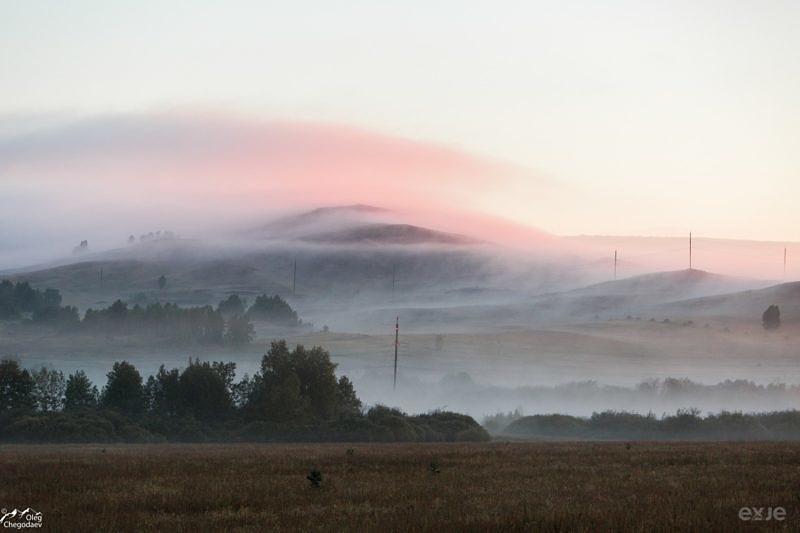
[662, 281, 800, 323]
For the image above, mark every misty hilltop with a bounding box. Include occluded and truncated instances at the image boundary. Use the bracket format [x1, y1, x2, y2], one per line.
[248, 204, 482, 246]
[302, 224, 482, 246]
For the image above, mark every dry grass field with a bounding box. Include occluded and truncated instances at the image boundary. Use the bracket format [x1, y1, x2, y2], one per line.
[2, 442, 799, 531]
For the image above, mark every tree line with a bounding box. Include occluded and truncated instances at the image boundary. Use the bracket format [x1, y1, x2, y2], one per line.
[494, 409, 800, 440]
[0, 341, 488, 443]
[0, 279, 305, 345]
[0, 280, 79, 323]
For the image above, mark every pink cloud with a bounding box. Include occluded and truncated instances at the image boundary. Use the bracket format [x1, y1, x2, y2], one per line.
[1, 112, 544, 216]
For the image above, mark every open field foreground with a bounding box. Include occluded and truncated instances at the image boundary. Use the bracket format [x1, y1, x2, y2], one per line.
[2, 442, 799, 531]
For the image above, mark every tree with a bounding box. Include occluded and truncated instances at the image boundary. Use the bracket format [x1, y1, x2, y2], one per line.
[0, 280, 15, 318]
[762, 304, 781, 330]
[158, 275, 167, 290]
[211, 361, 237, 394]
[217, 294, 246, 317]
[0, 358, 34, 410]
[64, 370, 98, 410]
[178, 359, 232, 419]
[144, 365, 180, 416]
[102, 361, 145, 414]
[225, 315, 255, 345]
[30, 366, 65, 412]
[108, 300, 129, 321]
[246, 341, 353, 422]
[32, 305, 80, 327]
[336, 376, 362, 417]
[13, 282, 40, 313]
[247, 295, 299, 326]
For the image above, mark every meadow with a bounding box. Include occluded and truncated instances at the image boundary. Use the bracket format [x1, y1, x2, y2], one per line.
[2, 441, 799, 531]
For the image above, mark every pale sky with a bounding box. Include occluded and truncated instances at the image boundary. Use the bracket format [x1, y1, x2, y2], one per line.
[2, 0, 800, 242]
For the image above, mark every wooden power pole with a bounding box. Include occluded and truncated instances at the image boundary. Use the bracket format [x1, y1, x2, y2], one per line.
[392, 264, 396, 299]
[393, 316, 399, 390]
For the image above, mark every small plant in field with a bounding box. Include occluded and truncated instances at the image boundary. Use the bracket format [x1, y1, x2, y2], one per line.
[429, 461, 440, 474]
[625, 443, 631, 450]
[346, 448, 354, 457]
[307, 470, 322, 487]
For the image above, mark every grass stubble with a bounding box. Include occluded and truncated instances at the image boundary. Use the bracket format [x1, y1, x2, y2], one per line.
[1, 441, 799, 531]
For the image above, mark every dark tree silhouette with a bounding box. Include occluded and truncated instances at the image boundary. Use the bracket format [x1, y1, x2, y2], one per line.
[102, 361, 145, 414]
[64, 370, 98, 410]
[246, 341, 353, 422]
[144, 365, 180, 416]
[762, 304, 781, 330]
[178, 359, 232, 419]
[0, 359, 34, 411]
[247, 295, 299, 326]
[158, 275, 167, 290]
[218, 294, 246, 317]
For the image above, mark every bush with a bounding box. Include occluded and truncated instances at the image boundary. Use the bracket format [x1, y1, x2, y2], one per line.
[763, 304, 781, 330]
[247, 295, 299, 326]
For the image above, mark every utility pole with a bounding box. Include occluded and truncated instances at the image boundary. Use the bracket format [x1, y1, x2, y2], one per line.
[784, 248, 787, 276]
[689, 232, 692, 270]
[613, 250, 617, 280]
[393, 316, 399, 391]
[292, 259, 296, 296]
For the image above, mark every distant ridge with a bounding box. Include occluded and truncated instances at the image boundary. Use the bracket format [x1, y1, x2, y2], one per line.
[303, 204, 390, 216]
[662, 280, 800, 321]
[254, 204, 392, 234]
[558, 269, 736, 299]
[250, 204, 485, 246]
[302, 223, 483, 245]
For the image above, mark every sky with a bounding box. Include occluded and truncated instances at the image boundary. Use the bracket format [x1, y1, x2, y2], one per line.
[2, 0, 800, 262]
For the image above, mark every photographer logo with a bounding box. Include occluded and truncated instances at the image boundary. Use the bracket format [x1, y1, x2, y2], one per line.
[1, 508, 43, 529]
[738, 507, 786, 522]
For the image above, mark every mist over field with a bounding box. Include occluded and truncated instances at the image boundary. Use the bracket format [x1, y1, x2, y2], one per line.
[2, 200, 798, 423]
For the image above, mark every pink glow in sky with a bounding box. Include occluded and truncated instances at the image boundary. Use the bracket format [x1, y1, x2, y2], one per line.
[3, 1, 799, 245]
[0, 113, 555, 252]
[1, 111, 798, 279]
